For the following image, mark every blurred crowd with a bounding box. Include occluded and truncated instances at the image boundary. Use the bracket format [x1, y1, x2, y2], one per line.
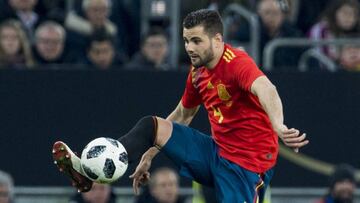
[315, 164, 357, 203]
[0, 0, 358, 72]
[69, 167, 188, 203]
[1, 164, 358, 203]
[0, 167, 190, 203]
[223, 0, 360, 71]
[0, 0, 169, 71]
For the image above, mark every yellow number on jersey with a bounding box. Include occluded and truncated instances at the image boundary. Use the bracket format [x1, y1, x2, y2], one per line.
[211, 106, 224, 123]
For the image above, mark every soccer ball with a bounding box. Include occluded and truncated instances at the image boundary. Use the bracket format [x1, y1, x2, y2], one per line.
[80, 137, 128, 184]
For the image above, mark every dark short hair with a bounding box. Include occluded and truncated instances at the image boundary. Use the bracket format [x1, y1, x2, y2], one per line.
[140, 26, 168, 46]
[329, 164, 356, 190]
[87, 28, 114, 50]
[183, 9, 223, 36]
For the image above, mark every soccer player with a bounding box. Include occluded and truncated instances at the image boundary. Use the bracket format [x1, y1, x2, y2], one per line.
[52, 9, 309, 203]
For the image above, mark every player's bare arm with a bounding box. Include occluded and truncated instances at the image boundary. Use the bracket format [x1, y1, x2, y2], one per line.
[130, 102, 199, 193]
[129, 147, 157, 195]
[166, 101, 200, 125]
[128, 117, 173, 194]
[250, 76, 309, 152]
[130, 104, 199, 194]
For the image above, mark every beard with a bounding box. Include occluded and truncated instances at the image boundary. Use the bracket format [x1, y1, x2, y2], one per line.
[190, 44, 215, 68]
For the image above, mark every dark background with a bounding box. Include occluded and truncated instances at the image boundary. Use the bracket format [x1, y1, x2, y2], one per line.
[0, 70, 359, 187]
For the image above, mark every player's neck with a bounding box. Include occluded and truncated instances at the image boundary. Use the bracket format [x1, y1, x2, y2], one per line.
[205, 43, 224, 69]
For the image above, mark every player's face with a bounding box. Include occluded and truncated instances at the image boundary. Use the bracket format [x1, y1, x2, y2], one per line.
[183, 26, 215, 68]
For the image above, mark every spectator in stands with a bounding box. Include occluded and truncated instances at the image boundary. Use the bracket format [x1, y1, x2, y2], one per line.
[0, 170, 14, 203]
[0, 19, 34, 69]
[135, 167, 186, 203]
[83, 29, 125, 70]
[66, 0, 116, 35]
[33, 21, 77, 67]
[69, 182, 116, 203]
[236, 0, 304, 70]
[125, 27, 170, 71]
[339, 44, 360, 71]
[65, 0, 127, 58]
[309, 0, 360, 61]
[0, 0, 45, 43]
[316, 164, 357, 203]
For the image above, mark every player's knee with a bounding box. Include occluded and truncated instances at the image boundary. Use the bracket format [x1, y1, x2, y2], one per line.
[133, 115, 172, 148]
[135, 115, 157, 135]
[154, 117, 173, 147]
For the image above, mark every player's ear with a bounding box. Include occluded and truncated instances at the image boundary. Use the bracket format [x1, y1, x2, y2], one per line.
[216, 33, 223, 41]
[213, 33, 223, 47]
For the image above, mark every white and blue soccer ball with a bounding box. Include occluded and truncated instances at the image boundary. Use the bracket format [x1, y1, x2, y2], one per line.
[80, 137, 128, 184]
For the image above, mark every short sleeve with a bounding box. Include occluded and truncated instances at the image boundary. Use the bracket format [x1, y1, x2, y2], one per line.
[234, 56, 264, 91]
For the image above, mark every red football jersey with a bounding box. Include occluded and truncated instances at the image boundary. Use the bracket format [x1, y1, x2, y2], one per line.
[181, 44, 278, 173]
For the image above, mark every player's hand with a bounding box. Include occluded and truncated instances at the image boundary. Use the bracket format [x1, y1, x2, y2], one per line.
[129, 154, 152, 195]
[276, 124, 309, 153]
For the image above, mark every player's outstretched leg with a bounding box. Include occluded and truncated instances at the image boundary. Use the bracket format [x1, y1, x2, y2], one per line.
[52, 115, 165, 192]
[117, 115, 160, 164]
[52, 141, 93, 192]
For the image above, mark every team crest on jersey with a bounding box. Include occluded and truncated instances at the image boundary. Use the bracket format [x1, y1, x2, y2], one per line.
[217, 84, 231, 101]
